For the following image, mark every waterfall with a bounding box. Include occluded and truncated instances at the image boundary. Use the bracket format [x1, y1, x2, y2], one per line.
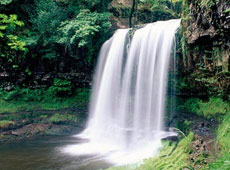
[62, 19, 181, 165]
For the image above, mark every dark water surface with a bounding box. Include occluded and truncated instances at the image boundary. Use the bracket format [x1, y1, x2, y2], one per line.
[0, 136, 112, 170]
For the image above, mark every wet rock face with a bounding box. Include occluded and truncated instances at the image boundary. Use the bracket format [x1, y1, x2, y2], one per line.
[179, 1, 230, 97]
[185, 0, 230, 47]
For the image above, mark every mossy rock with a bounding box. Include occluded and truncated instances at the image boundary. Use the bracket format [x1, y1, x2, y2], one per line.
[0, 120, 15, 129]
[49, 113, 77, 124]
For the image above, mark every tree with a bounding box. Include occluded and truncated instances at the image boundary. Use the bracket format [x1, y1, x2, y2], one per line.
[57, 9, 112, 61]
[0, 14, 27, 71]
[30, 0, 66, 46]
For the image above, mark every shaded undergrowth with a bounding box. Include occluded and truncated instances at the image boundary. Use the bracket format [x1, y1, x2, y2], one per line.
[0, 87, 90, 114]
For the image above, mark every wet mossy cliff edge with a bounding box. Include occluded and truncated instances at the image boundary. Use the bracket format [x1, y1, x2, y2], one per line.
[179, 0, 230, 99]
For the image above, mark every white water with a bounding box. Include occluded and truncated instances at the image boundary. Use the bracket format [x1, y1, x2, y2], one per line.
[62, 19, 181, 165]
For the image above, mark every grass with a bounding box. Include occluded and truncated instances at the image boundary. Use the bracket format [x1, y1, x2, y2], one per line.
[0, 87, 90, 114]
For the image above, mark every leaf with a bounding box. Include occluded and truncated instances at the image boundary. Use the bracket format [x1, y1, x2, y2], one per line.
[0, 0, 12, 5]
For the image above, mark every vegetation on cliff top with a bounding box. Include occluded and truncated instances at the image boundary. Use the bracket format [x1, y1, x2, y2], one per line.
[0, 86, 90, 113]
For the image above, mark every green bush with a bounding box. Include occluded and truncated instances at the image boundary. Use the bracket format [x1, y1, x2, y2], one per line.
[178, 97, 201, 113]
[209, 153, 230, 170]
[198, 98, 228, 118]
[0, 14, 27, 71]
[178, 97, 229, 119]
[216, 115, 230, 153]
[48, 78, 73, 96]
[176, 120, 191, 135]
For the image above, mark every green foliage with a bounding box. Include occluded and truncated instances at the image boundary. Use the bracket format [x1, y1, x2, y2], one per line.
[0, 120, 14, 128]
[0, 0, 12, 5]
[224, 8, 230, 13]
[209, 153, 230, 170]
[57, 9, 111, 59]
[58, 9, 111, 48]
[49, 113, 77, 124]
[0, 87, 90, 113]
[200, 0, 215, 9]
[137, 132, 194, 170]
[0, 87, 43, 102]
[176, 120, 191, 135]
[30, 0, 65, 46]
[63, 0, 109, 16]
[208, 114, 230, 169]
[178, 98, 201, 113]
[216, 115, 230, 153]
[0, 14, 25, 47]
[178, 97, 229, 119]
[23, 0, 112, 69]
[139, 0, 182, 21]
[48, 78, 73, 96]
[198, 98, 228, 118]
[0, 14, 27, 70]
[74, 88, 91, 106]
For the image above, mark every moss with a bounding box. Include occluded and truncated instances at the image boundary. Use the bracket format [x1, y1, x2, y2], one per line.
[0, 120, 15, 128]
[49, 113, 77, 124]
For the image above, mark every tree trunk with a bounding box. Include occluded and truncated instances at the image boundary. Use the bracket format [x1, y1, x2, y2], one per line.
[129, 0, 136, 28]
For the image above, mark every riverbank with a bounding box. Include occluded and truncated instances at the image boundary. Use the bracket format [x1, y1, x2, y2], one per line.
[0, 107, 86, 144]
[0, 87, 90, 143]
[105, 97, 230, 170]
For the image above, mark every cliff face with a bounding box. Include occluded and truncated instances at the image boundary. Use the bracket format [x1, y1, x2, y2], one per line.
[179, 0, 230, 99]
[185, 0, 229, 45]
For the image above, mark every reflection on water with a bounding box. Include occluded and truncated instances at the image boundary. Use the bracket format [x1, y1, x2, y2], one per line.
[0, 136, 111, 170]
